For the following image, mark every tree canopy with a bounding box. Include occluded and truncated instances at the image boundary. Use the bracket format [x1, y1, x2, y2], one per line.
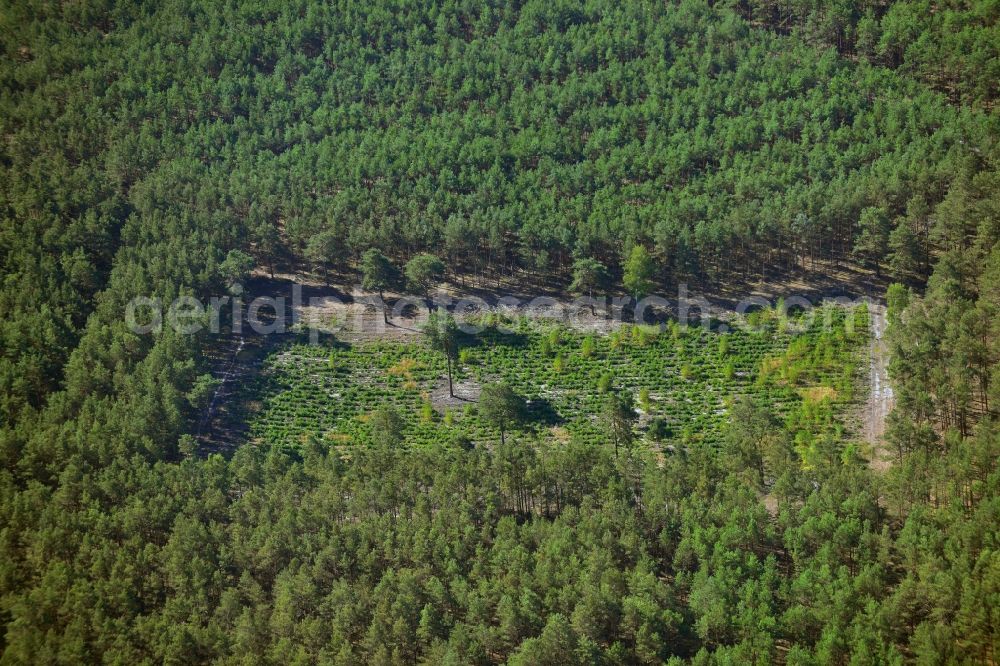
[423, 310, 460, 397]
[405, 254, 446, 310]
[479, 382, 526, 446]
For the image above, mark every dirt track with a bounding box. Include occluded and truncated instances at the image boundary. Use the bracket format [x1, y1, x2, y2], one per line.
[863, 302, 895, 469]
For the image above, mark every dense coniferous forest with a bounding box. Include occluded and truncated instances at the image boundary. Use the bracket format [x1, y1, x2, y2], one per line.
[0, 0, 998, 663]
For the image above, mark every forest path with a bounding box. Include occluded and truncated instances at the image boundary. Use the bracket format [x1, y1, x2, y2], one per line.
[196, 279, 298, 452]
[862, 302, 894, 469]
[197, 334, 245, 437]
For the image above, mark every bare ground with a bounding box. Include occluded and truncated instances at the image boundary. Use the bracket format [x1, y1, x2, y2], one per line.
[258, 255, 889, 337]
[429, 377, 482, 409]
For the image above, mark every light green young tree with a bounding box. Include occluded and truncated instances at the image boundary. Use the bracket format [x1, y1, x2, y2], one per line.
[623, 245, 655, 302]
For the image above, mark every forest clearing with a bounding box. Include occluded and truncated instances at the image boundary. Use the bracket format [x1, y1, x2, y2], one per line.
[3, 0, 997, 662]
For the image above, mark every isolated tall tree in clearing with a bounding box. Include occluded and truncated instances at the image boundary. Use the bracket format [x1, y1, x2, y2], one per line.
[424, 310, 459, 397]
[623, 245, 655, 303]
[405, 253, 446, 312]
[361, 248, 400, 324]
[479, 383, 526, 446]
[569, 257, 608, 315]
[601, 391, 636, 456]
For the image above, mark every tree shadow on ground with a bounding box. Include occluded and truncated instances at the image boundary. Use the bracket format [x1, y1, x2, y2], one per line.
[467, 327, 531, 350]
[525, 395, 562, 428]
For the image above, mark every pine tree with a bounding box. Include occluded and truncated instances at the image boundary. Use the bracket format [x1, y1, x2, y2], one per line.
[360, 248, 400, 323]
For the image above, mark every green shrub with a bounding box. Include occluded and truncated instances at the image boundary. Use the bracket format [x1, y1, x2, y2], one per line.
[553, 353, 566, 373]
[420, 398, 435, 423]
[648, 417, 671, 441]
[609, 329, 625, 351]
[597, 372, 613, 393]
